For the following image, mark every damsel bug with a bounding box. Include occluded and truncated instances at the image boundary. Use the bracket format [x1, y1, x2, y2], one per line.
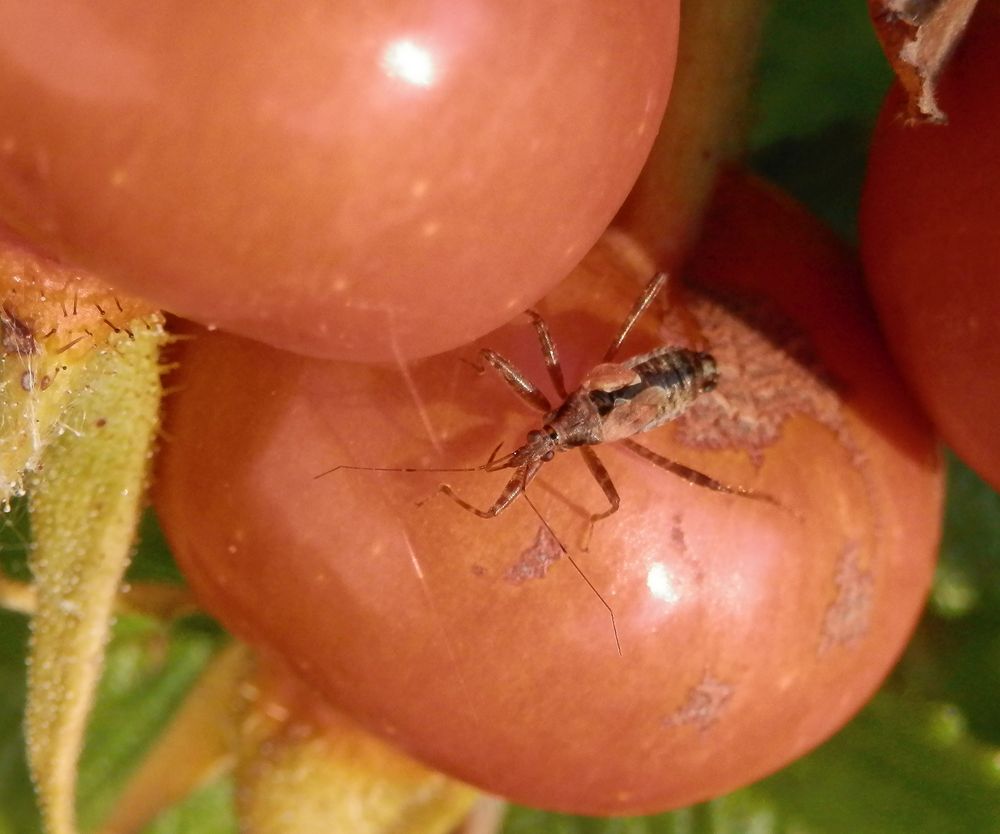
[316, 274, 775, 651]
[318, 272, 772, 534]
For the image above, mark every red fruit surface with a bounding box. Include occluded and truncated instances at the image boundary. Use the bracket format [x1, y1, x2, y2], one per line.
[861, 1, 1000, 489]
[156, 172, 942, 813]
[0, 1, 678, 360]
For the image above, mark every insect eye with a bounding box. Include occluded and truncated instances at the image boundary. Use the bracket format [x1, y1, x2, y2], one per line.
[527, 430, 543, 442]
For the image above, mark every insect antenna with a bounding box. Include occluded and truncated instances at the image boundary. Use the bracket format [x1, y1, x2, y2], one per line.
[313, 440, 512, 478]
[314, 463, 483, 478]
[522, 491, 622, 657]
[314, 442, 506, 480]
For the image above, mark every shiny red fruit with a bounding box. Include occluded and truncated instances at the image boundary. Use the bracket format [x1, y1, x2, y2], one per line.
[0, 1, 678, 360]
[156, 172, 942, 814]
[860, 1, 1000, 489]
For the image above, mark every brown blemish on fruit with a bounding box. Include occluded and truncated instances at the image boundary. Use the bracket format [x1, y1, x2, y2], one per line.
[820, 541, 875, 652]
[662, 291, 883, 600]
[670, 511, 706, 586]
[657, 291, 854, 466]
[670, 512, 687, 554]
[664, 672, 734, 731]
[503, 525, 562, 584]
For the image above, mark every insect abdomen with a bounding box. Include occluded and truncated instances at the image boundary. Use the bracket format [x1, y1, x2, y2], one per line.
[631, 348, 718, 399]
[587, 348, 718, 442]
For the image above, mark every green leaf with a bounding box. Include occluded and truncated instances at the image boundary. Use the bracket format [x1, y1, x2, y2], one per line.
[76, 615, 226, 832]
[935, 454, 1000, 619]
[25, 321, 167, 834]
[503, 805, 716, 834]
[749, 693, 1000, 834]
[0, 497, 32, 583]
[890, 455, 1000, 747]
[125, 510, 186, 587]
[0, 608, 41, 834]
[752, 122, 873, 243]
[138, 779, 236, 834]
[748, 0, 893, 242]
[0, 610, 226, 834]
[750, 0, 892, 151]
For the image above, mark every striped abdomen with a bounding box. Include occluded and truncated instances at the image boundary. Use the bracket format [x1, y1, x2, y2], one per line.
[584, 347, 718, 442]
[627, 347, 718, 397]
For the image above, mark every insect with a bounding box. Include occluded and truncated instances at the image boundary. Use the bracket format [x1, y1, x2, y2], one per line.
[318, 273, 774, 653]
[318, 272, 773, 539]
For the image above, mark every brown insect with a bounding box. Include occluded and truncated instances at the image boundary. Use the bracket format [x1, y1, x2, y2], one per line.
[318, 273, 776, 652]
[458, 273, 777, 529]
[319, 273, 769, 523]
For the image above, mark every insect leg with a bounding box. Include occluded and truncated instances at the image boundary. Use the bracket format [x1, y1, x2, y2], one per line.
[621, 439, 778, 506]
[478, 349, 552, 413]
[437, 463, 537, 518]
[578, 446, 621, 550]
[603, 272, 669, 362]
[524, 310, 568, 399]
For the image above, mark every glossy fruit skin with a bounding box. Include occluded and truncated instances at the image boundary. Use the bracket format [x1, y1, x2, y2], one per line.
[0, 1, 678, 361]
[860, 2, 1000, 490]
[156, 173, 942, 814]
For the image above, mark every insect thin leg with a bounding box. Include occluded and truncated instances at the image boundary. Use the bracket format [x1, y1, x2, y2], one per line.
[578, 446, 621, 551]
[524, 309, 568, 399]
[436, 465, 533, 518]
[603, 272, 669, 362]
[621, 439, 779, 506]
[478, 349, 552, 413]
